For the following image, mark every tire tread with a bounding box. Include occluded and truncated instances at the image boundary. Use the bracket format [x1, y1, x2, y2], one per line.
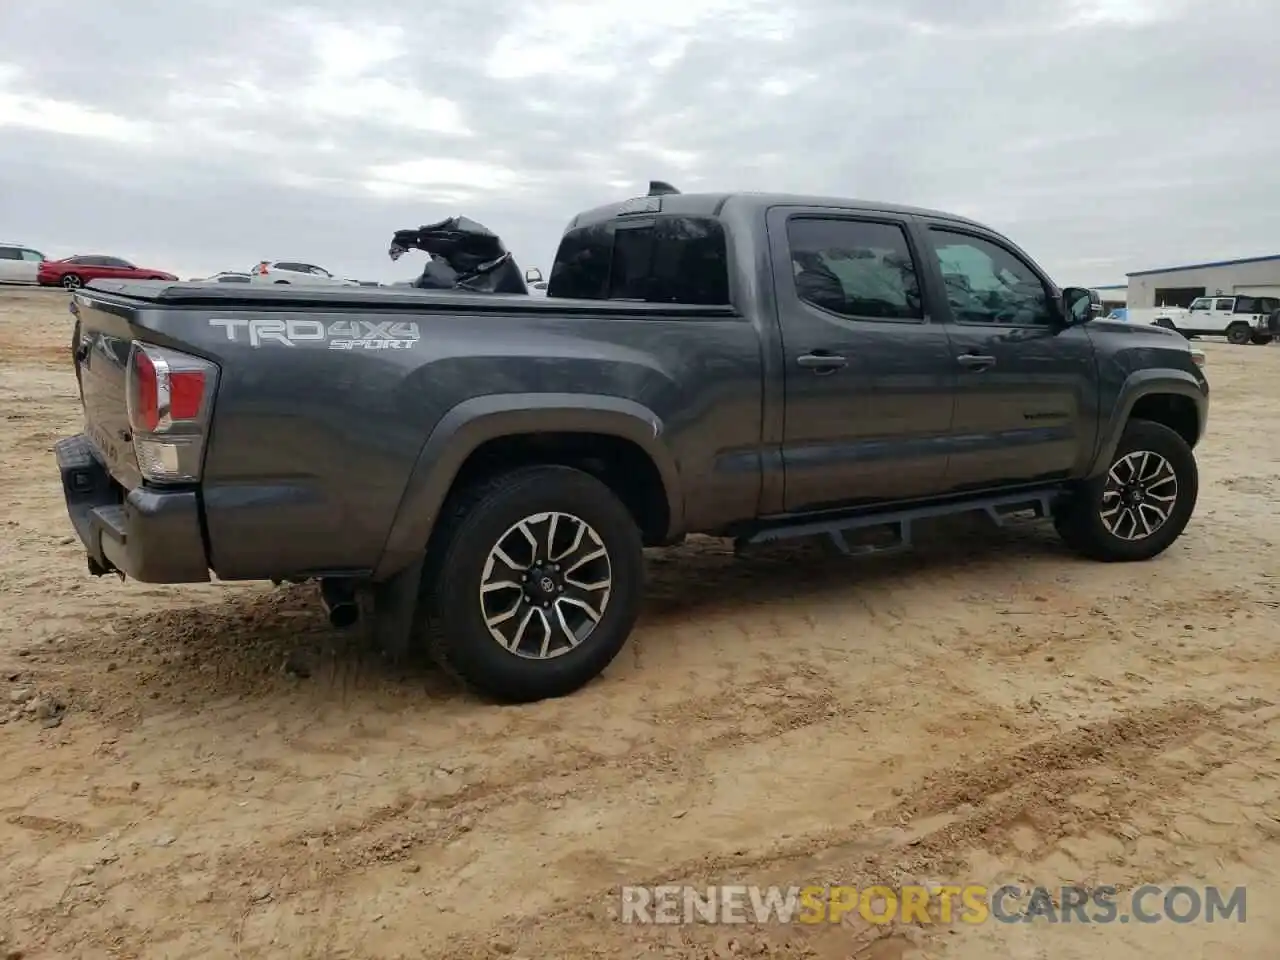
[416, 465, 643, 702]
[1054, 418, 1198, 563]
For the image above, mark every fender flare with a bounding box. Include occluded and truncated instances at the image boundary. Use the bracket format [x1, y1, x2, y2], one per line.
[1089, 369, 1207, 476]
[373, 392, 683, 580]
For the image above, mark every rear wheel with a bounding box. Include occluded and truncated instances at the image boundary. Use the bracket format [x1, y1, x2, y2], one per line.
[61, 274, 82, 290]
[1250, 333, 1273, 345]
[1054, 419, 1198, 562]
[418, 465, 645, 703]
[1226, 322, 1252, 345]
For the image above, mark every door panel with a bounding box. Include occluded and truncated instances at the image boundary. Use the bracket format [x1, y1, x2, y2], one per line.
[0, 248, 20, 283]
[915, 222, 1100, 491]
[767, 207, 956, 513]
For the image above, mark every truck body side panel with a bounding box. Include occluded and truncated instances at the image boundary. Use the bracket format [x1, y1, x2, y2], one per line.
[71, 289, 766, 581]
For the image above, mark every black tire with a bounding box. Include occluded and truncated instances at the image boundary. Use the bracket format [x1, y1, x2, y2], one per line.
[1054, 419, 1197, 562]
[1153, 318, 1185, 338]
[61, 274, 82, 290]
[1250, 333, 1273, 345]
[418, 465, 644, 703]
[1226, 322, 1252, 345]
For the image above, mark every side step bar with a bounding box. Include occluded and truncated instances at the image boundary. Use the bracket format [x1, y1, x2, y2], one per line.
[736, 486, 1066, 557]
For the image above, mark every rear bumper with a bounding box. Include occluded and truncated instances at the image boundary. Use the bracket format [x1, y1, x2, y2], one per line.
[55, 434, 210, 583]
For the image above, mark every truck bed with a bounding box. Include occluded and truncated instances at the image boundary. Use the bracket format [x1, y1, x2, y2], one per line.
[76, 279, 739, 319]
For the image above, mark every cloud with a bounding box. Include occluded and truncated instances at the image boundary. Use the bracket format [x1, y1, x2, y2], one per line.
[0, 66, 153, 143]
[0, 0, 1277, 285]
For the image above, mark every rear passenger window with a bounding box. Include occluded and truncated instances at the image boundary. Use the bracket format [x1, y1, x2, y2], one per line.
[0, 247, 18, 260]
[785, 218, 924, 320]
[547, 216, 730, 305]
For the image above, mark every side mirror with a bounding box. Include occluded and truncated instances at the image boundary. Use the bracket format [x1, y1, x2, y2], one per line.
[524, 267, 544, 284]
[1062, 287, 1102, 324]
[533, 281, 548, 291]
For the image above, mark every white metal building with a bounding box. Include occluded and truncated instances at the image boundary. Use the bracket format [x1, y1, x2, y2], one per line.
[1125, 254, 1280, 310]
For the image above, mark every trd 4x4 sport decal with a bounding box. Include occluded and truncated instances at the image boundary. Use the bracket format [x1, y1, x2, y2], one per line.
[207, 317, 421, 350]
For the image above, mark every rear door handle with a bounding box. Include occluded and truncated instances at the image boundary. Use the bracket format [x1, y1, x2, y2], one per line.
[957, 354, 996, 370]
[797, 352, 847, 372]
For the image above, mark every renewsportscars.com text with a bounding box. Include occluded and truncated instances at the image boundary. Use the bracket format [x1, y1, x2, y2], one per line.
[619, 884, 1247, 926]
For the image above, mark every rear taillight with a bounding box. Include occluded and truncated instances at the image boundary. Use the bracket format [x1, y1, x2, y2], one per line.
[125, 342, 219, 484]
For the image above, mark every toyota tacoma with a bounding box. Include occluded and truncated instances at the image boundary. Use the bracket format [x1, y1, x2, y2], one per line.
[55, 184, 1209, 703]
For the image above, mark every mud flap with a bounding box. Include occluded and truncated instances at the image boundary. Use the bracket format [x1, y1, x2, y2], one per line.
[370, 555, 425, 663]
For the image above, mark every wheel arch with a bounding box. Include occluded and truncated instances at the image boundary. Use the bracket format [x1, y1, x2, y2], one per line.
[1091, 371, 1206, 477]
[373, 393, 683, 581]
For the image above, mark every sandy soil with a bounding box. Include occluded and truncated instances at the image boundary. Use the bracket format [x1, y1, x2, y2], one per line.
[1, 286, 1278, 959]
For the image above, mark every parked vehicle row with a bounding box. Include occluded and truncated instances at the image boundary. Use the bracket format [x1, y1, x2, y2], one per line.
[1, 244, 367, 290]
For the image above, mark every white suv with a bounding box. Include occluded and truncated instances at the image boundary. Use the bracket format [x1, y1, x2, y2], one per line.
[250, 261, 358, 286]
[0, 242, 47, 284]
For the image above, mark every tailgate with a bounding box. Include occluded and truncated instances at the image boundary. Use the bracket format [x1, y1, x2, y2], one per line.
[71, 295, 145, 490]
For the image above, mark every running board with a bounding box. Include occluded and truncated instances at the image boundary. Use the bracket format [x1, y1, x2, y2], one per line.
[736, 487, 1065, 558]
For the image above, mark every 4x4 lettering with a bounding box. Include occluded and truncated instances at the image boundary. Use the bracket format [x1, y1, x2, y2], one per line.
[327, 320, 420, 340]
[385, 321, 420, 340]
[326, 320, 363, 339]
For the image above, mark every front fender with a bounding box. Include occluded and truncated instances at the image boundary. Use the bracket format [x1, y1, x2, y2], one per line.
[373, 392, 683, 579]
[1090, 368, 1208, 476]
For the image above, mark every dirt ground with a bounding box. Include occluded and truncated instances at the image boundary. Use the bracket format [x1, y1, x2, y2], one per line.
[1, 286, 1278, 959]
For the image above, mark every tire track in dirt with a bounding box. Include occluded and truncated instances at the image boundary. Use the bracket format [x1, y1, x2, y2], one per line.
[411, 698, 1268, 960]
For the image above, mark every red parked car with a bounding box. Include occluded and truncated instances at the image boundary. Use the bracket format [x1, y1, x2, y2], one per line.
[38, 255, 178, 290]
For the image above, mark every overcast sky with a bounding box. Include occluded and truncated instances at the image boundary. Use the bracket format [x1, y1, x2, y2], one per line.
[1, 0, 1276, 286]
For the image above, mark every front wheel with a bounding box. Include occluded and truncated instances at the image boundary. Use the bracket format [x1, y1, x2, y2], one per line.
[418, 465, 645, 703]
[1250, 333, 1273, 345]
[1054, 419, 1197, 562]
[1226, 322, 1252, 345]
[61, 274, 82, 290]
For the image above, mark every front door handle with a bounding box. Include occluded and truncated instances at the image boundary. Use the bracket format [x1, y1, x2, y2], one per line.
[797, 352, 847, 372]
[957, 353, 996, 370]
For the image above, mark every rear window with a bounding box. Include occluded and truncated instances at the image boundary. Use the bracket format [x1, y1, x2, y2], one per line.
[547, 215, 730, 305]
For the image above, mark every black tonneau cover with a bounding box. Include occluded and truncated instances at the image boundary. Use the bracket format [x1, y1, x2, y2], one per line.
[75, 280, 738, 318]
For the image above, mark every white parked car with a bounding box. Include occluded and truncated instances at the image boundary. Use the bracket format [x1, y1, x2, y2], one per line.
[0, 242, 47, 285]
[1131, 294, 1278, 345]
[192, 271, 253, 283]
[250, 260, 359, 286]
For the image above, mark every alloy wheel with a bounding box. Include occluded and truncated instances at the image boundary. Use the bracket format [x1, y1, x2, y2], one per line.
[479, 511, 612, 660]
[1100, 450, 1178, 541]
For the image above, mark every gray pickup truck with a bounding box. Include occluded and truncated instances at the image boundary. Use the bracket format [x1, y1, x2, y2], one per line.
[56, 186, 1209, 703]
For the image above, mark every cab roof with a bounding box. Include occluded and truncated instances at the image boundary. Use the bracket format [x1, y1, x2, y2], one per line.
[565, 188, 988, 232]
